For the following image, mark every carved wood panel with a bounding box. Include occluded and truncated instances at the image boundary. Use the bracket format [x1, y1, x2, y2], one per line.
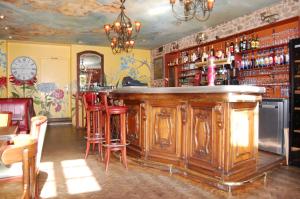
[148, 102, 181, 160]
[188, 102, 223, 170]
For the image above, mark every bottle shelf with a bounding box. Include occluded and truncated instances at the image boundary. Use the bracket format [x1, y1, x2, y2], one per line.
[295, 107, 300, 111]
[195, 58, 231, 68]
[242, 82, 289, 86]
[180, 68, 200, 73]
[294, 129, 300, 133]
[235, 43, 288, 55]
[239, 71, 289, 78]
[179, 75, 196, 79]
[295, 90, 300, 94]
[295, 60, 300, 64]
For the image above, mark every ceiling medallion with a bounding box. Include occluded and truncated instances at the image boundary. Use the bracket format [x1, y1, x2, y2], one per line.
[104, 0, 141, 54]
[170, 0, 215, 22]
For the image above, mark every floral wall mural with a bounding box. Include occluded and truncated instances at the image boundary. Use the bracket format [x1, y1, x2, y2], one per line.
[0, 41, 7, 97]
[106, 53, 151, 87]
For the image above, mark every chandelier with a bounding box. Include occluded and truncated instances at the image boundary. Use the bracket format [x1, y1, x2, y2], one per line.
[170, 0, 215, 22]
[103, 0, 141, 54]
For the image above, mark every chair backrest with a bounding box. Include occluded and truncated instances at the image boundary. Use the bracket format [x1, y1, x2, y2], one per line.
[30, 116, 48, 171]
[1, 141, 38, 199]
[98, 92, 109, 113]
[0, 111, 12, 127]
[82, 92, 98, 108]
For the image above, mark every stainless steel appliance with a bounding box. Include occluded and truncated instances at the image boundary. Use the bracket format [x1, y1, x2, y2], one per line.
[259, 99, 289, 155]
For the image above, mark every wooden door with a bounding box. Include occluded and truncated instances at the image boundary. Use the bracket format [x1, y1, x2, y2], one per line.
[39, 58, 71, 118]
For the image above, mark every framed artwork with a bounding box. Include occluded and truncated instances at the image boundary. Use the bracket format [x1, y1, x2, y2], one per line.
[153, 56, 164, 80]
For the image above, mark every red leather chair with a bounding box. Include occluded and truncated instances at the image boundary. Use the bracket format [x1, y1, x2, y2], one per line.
[82, 92, 104, 160]
[98, 92, 128, 172]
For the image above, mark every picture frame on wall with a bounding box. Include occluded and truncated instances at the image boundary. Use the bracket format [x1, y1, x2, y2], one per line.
[153, 56, 164, 80]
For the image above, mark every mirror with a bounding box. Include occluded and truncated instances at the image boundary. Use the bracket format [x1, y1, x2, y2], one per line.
[77, 51, 104, 92]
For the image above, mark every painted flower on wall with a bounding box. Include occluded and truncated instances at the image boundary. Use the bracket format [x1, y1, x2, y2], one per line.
[9, 75, 37, 97]
[0, 49, 6, 69]
[0, 76, 7, 96]
[36, 83, 65, 116]
[108, 54, 150, 87]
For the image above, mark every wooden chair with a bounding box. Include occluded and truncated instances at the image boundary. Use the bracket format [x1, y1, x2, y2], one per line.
[98, 92, 128, 172]
[0, 111, 13, 127]
[0, 140, 38, 199]
[0, 115, 47, 198]
[82, 92, 104, 160]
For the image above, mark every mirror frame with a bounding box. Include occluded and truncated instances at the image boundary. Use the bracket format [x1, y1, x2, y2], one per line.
[77, 50, 104, 92]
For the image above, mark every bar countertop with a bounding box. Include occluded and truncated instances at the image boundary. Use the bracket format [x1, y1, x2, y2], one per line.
[112, 85, 265, 94]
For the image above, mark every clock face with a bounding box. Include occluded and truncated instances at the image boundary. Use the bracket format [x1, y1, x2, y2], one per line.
[11, 56, 37, 81]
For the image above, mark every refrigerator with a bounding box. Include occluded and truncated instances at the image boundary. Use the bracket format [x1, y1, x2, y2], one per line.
[259, 99, 289, 155]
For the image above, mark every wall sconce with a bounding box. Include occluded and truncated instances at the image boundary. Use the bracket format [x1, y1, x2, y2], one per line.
[260, 11, 279, 24]
[195, 32, 207, 44]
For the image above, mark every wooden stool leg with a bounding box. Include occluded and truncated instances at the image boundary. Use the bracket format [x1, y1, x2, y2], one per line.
[120, 113, 128, 169]
[85, 111, 91, 159]
[105, 113, 111, 172]
[92, 112, 96, 152]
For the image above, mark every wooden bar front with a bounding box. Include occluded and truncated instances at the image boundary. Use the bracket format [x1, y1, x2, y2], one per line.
[112, 86, 267, 190]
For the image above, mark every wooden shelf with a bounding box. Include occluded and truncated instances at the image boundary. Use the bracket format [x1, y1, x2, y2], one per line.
[180, 68, 200, 73]
[294, 75, 300, 78]
[295, 90, 300, 94]
[235, 43, 288, 55]
[195, 58, 231, 68]
[291, 147, 300, 152]
[294, 129, 300, 133]
[295, 60, 300, 63]
[294, 107, 300, 111]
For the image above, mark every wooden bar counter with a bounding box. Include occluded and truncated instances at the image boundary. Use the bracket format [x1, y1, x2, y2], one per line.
[111, 85, 277, 191]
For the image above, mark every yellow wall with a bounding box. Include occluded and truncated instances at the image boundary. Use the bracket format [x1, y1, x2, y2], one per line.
[0, 40, 7, 97]
[3, 41, 151, 124]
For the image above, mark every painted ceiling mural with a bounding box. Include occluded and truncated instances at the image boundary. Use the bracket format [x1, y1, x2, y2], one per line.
[0, 0, 281, 49]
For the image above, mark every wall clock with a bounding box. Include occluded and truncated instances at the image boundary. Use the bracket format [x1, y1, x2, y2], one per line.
[11, 56, 37, 81]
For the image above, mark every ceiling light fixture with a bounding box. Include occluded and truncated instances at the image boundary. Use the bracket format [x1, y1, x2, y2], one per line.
[170, 0, 215, 22]
[103, 0, 141, 54]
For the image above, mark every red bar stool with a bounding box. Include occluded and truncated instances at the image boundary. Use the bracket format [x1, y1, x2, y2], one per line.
[82, 92, 104, 160]
[99, 92, 128, 172]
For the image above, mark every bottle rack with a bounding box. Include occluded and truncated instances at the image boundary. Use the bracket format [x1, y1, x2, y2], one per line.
[164, 17, 299, 98]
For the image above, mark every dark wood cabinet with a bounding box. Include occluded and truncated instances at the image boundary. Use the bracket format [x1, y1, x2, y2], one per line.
[289, 38, 300, 166]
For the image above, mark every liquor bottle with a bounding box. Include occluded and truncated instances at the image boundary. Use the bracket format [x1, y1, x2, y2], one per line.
[202, 46, 208, 62]
[251, 52, 255, 68]
[225, 42, 230, 58]
[247, 36, 252, 50]
[255, 35, 260, 49]
[239, 36, 244, 52]
[196, 47, 202, 62]
[251, 35, 256, 49]
[242, 35, 247, 51]
[234, 38, 240, 53]
[210, 45, 215, 57]
[269, 48, 274, 66]
[229, 41, 234, 54]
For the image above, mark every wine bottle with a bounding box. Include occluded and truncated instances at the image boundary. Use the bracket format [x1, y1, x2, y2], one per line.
[255, 35, 260, 49]
[247, 36, 252, 50]
[251, 35, 256, 49]
[239, 36, 244, 52]
[229, 41, 234, 54]
[210, 45, 215, 57]
[234, 38, 240, 53]
[242, 35, 247, 51]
